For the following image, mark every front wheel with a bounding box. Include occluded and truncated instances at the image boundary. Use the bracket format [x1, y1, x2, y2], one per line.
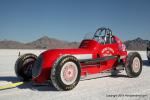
[15, 53, 37, 81]
[125, 52, 142, 78]
[51, 55, 81, 91]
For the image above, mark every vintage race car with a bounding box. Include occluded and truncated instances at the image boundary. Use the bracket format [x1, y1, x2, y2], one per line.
[147, 41, 150, 62]
[15, 27, 142, 91]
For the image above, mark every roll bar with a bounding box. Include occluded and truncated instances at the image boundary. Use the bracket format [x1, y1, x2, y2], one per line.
[94, 27, 113, 36]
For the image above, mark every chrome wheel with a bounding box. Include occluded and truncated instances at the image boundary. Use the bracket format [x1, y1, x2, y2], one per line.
[132, 57, 140, 73]
[60, 62, 78, 85]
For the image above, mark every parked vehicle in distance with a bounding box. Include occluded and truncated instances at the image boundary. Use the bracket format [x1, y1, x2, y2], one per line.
[15, 27, 143, 91]
[147, 41, 150, 62]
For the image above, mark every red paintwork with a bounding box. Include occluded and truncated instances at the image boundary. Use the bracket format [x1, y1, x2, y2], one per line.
[32, 35, 127, 83]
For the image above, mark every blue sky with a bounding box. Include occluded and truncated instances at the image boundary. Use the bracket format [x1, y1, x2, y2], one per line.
[0, 0, 150, 42]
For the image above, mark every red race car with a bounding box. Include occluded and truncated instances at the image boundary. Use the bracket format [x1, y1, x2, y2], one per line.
[15, 27, 142, 91]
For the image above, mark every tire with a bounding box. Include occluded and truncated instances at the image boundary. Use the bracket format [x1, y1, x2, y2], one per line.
[15, 53, 37, 81]
[51, 55, 81, 91]
[125, 52, 142, 78]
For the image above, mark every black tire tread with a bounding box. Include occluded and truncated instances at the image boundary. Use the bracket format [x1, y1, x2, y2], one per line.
[51, 55, 81, 91]
[15, 53, 37, 81]
[125, 52, 142, 78]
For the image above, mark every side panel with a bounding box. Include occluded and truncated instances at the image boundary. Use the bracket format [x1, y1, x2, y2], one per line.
[73, 54, 92, 60]
[80, 57, 118, 76]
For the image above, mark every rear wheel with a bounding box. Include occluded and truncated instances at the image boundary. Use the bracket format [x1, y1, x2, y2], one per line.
[15, 53, 37, 81]
[51, 55, 81, 91]
[125, 52, 142, 78]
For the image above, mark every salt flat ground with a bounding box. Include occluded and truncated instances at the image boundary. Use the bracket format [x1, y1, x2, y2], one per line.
[0, 49, 150, 100]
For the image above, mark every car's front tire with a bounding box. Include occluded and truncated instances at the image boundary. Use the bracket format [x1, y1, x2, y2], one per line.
[15, 53, 37, 81]
[125, 52, 142, 78]
[51, 55, 81, 91]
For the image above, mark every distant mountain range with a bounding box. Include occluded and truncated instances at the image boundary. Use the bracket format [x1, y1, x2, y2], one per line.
[0, 36, 80, 49]
[0, 36, 149, 50]
[124, 37, 149, 50]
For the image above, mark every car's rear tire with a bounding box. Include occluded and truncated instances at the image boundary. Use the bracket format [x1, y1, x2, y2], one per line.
[125, 52, 142, 78]
[15, 53, 37, 81]
[51, 55, 81, 91]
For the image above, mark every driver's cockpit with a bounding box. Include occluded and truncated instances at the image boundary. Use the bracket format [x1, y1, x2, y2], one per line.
[93, 28, 115, 44]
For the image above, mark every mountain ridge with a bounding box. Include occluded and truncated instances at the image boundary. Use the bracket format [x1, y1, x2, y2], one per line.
[0, 36, 80, 49]
[0, 36, 149, 50]
[124, 37, 149, 50]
